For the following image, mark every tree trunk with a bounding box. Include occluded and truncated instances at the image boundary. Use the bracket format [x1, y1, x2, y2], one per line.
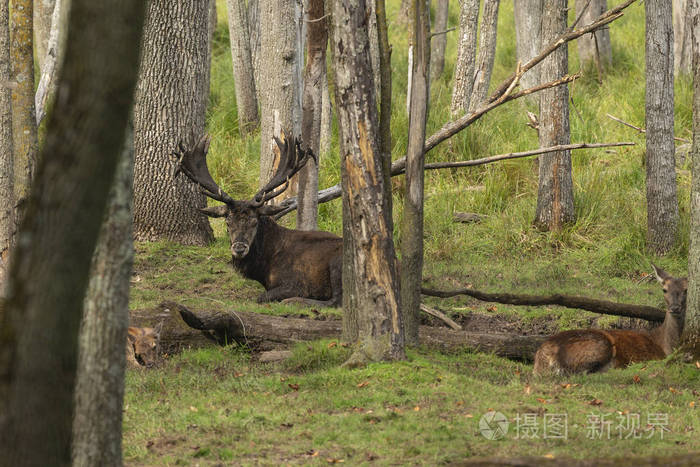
[535, 0, 575, 230]
[227, 0, 260, 135]
[259, 0, 301, 188]
[248, 0, 261, 99]
[33, 0, 54, 70]
[451, 0, 479, 116]
[402, 0, 430, 346]
[297, 0, 328, 231]
[513, 0, 542, 91]
[376, 0, 393, 231]
[11, 0, 38, 228]
[0, 0, 12, 292]
[133, 0, 214, 246]
[72, 126, 134, 467]
[576, 0, 612, 74]
[645, 0, 678, 255]
[430, 0, 450, 82]
[331, 0, 404, 364]
[0, 0, 145, 463]
[320, 75, 332, 155]
[469, 0, 500, 111]
[674, 0, 693, 75]
[34, 0, 63, 126]
[684, 0, 700, 359]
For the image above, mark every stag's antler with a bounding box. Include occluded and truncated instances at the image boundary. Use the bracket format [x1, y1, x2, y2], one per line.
[252, 132, 316, 206]
[170, 134, 236, 205]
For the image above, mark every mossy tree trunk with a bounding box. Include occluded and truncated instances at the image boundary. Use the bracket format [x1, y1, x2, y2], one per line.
[0, 0, 145, 463]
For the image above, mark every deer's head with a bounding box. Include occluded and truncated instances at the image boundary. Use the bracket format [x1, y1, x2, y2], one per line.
[128, 322, 163, 367]
[171, 133, 315, 259]
[652, 264, 687, 318]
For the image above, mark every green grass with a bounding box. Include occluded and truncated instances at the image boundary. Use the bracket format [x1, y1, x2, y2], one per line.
[123, 1, 700, 464]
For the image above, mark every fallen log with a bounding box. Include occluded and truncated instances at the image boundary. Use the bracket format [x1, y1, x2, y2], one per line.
[421, 287, 666, 322]
[163, 301, 545, 361]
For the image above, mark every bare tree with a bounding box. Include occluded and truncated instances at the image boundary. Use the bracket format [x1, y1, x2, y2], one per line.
[513, 0, 543, 90]
[0, 0, 12, 290]
[674, 0, 693, 74]
[645, 0, 678, 254]
[535, 0, 575, 230]
[72, 127, 134, 467]
[469, 0, 500, 110]
[226, 0, 259, 135]
[133, 0, 214, 245]
[430, 0, 450, 82]
[402, 0, 431, 345]
[0, 0, 145, 463]
[576, 0, 612, 74]
[451, 0, 479, 115]
[331, 0, 404, 364]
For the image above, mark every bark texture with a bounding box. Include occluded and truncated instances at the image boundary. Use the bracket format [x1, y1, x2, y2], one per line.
[331, 0, 404, 363]
[10, 0, 38, 227]
[674, 0, 693, 74]
[248, 0, 261, 97]
[576, 0, 612, 73]
[684, 0, 700, 359]
[451, 0, 479, 116]
[259, 0, 301, 187]
[469, 0, 500, 110]
[513, 0, 542, 90]
[0, 0, 145, 464]
[535, 0, 575, 230]
[402, 0, 430, 345]
[297, 0, 328, 230]
[0, 0, 12, 291]
[376, 0, 393, 230]
[645, 0, 678, 255]
[34, 0, 63, 126]
[33, 0, 54, 69]
[430, 0, 450, 82]
[133, 0, 214, 246]
[72, 127, 134, 467]
[227, 0, 259, 135]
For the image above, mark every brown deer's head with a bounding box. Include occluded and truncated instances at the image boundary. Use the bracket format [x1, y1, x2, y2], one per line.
[652, 264, 687, 317]
[171, 133, 315, 259]
[127, 322, 163, 367]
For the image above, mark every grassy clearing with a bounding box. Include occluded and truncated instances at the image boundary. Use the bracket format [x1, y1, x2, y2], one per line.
[124, 1, 699, 464]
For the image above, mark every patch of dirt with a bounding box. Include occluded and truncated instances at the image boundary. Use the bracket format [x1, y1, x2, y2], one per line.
[420, 309, 577, 335]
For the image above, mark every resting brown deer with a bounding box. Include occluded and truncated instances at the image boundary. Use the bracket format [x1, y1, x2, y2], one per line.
[126, 323, 163, 368]
[171, 133, 342, 306]
[533, 265, 687, 375]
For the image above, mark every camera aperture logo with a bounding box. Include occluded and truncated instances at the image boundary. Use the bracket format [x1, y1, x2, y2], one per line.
[479, 411, 509, 440]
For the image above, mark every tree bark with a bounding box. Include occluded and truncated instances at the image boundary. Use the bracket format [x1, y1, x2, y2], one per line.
[297, 0, 328, 231]
[684, 0, 700, 359]
[331, 0, 404, 363]
[535, 0, 575, 230]
[33, 0, 54, 70]
[513, 0, 543, 91]
[451, 0, 479, 116]
[248, 0, 261, 99]
[376, 0, 393, 231]
[259, 0, 301, 188]
[402, 0, 431, 345]
[469, 0, 500, 111]
[0, 0, 145, 463]
[430, 0, 450, 82]
[674, 0, 693, 74]
[72, 125, 134, 467]
[133, 0, 214, 246]
[0, 0, 12, 292]
[11, 0, 38, 229]
[645, 0, 678, 255]
[576, 0, 612, 74]
[226, 0, 260, 135]
[34, 0, 63, 126]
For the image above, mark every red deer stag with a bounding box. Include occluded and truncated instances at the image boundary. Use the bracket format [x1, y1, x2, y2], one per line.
[533, 265, 687, 375]
[171, 134, 342, 306]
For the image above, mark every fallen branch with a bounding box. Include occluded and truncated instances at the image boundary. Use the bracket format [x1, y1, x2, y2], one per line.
[420, 304, 462, 330]
[607, 114, 691, 144]
[420, 287, 666, 322]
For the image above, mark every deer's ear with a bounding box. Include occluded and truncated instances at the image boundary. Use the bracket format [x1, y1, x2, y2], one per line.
[127, 327, 139, 344]
[200, 205, 229, 218]
[651, 264, 669, 284]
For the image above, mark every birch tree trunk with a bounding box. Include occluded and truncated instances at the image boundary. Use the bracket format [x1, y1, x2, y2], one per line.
[0, 0, 12, 291]
[402, 0, 430, 345]
[331, 0, 404, 363]
[535, 0, 575, 230]
[451, 0, 479, 116]
[297, 0, 328, 230]
[72, 126, 134, 467]
[645, 0, 678, 255]
[469, 0, 500, 111]
[513, 0, 542, 90]
[674, 0, 693, 74]
[576, 0, 612, 73]
[0, 0, 145, 463]
[684, 0, 700, 359]
[430, 0, 450, 82]
[227, 0, 260, 135]
[133, 0, 215, 246]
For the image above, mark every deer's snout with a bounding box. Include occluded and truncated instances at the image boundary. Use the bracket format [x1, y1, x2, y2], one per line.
[232, 242, 249, 258]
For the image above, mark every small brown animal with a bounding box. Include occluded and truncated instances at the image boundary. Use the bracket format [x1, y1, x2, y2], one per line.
[533, 265, 687, 375]
[126, 323, 163, 368]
